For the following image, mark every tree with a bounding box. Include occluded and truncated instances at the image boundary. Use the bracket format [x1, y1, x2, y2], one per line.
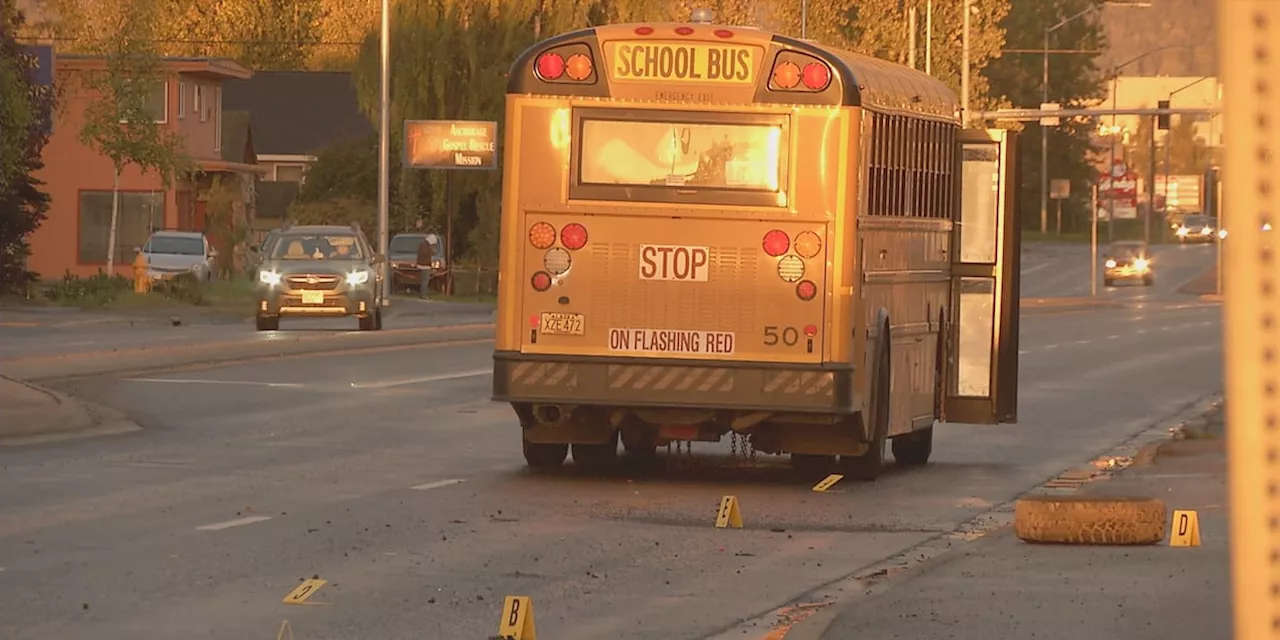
[983, 0, 1109, 232]
[297, 135, 381, 204]
[74, 0, 192, 273]
[287, 196, 378, 232]
[0, 5, 56, 293]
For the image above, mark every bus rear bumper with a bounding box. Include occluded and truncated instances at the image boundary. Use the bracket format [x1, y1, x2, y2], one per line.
[492, 351, 857, 413]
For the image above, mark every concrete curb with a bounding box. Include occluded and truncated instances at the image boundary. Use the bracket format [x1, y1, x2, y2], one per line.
[3, 323, 496, 382]
[0, 375, 142, 445]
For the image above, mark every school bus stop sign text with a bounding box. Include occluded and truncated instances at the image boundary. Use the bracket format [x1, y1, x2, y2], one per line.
[404, 120, 498, 170]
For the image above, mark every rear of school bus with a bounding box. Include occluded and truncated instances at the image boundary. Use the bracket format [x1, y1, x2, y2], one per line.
[492, 22, 867, 463]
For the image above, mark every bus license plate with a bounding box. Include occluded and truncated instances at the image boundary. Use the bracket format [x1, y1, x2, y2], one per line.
[302, 291, 324, 304]
[540, 312, 584, 335]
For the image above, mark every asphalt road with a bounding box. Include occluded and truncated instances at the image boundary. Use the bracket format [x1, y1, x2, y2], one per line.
[1021, 241, 1215, 299]
[0, 291, 1222, 638]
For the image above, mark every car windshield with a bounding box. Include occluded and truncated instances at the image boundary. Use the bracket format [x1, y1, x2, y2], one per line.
[144, 236, 204, 256]
[389, 236, 427, 253]
[1109, 244, 1146, 258]
[1184, 216, 1211, 227]
[272, 234, 365, 260]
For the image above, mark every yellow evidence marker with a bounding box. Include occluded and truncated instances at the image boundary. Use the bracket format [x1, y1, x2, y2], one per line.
[715, 495, 743, 529]
[812, 474, 844, 492]
[283, 578, 327, 605]
[1169, 509, 1201, 547]
[498, 595, 537, 640]
[276, 620, 294, 640]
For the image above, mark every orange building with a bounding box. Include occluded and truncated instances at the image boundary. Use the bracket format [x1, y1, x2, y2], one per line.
[30, 55, 266, 279]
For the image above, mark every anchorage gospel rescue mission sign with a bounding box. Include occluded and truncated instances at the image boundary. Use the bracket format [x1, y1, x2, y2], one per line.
[403, 120, 498, 170]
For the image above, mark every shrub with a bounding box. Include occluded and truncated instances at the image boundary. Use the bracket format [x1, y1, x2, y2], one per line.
[44, 272, 130, 307]
[150, 272, 206, 305]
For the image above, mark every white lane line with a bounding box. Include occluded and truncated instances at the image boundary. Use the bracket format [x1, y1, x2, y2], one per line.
[1107, 335, 1119, 339]
[127, 378, 305, 388]
[1075, 340, 1091, 344]
[410, 478, 466, 491]
[1018, 350, 1030, 355]
[351, 369, 491, 390]
[1045, 344, 1059, 350]
[196, 516, 273, 531]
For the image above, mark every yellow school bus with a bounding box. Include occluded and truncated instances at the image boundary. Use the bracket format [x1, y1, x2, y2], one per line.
[492, 18, 1021, 479]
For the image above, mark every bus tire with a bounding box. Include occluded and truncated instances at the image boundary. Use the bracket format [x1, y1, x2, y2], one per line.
[523, 439, 568, 469]
[891, 427, 933, 466]
[1013, 495, 1166, 545]
[842, 318, 891, 481]
[572, 430, 619, 471]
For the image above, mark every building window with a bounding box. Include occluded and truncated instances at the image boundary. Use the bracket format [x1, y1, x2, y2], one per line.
[78, 191, 165, 264]
[118, 81, 168, 124]
[178, 80, 186, 119]
[196, 85, 208, 123]
[214, 86, 222, 151]
[274, 164, 306, 182]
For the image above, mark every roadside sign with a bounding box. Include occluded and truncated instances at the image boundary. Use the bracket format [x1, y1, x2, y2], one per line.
[1049, 179, 1070, 200]
[403, 120, 498, 170]
[1039, 102, 1060, 127]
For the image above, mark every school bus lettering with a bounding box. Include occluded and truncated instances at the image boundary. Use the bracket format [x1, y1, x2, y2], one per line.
[606, 42, 756, 84]
[608, 328, 736, 355]
[638, 244, 709, 281]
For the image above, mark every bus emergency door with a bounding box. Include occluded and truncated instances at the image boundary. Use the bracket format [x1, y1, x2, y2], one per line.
[944, 128, 1021, 424]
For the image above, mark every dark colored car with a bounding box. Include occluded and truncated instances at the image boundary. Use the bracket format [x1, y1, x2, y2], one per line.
[389, 233, 445, 292]
[1103, 240, 1153, 287]
[254, 224, 386, 331]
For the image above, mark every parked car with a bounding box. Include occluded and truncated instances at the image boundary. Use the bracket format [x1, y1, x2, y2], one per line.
[389, 232, 445, 292]
[136, 230, 217, 282]
[254, 223, 386, 331]
[1103, 240, 1153, 287]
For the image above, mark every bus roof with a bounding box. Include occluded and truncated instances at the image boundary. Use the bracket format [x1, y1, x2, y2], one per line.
[508, 23, 959, 122]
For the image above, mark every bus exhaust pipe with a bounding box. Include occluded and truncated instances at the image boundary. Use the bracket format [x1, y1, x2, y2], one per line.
[533, 404, 568, 424]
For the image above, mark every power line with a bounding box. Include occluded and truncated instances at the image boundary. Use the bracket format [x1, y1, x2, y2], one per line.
[17, 35, 365, 46]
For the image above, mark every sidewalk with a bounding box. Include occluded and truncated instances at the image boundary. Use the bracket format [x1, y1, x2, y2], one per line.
[796, 405, 1230, 640]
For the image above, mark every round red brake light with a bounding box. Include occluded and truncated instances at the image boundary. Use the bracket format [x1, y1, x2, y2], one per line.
[536, 52, 565, 80]
[801, 63, 831, 90]
[529, 222, 556, 249]
[772, 62, 800, 89]
[566, 53, 593, 81]
[796, 280, 817, 301]
[560, 223, 588, 250]
[762, 229, 790, 257]
[531, 271, 553, 292]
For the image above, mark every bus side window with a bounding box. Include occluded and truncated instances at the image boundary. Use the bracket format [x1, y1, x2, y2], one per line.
[943, 128, 1021, 425]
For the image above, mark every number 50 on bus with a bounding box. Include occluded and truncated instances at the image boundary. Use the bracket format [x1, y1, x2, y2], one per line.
[492, 18, 1021, 480]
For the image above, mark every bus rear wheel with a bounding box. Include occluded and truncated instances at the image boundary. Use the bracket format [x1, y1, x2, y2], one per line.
[572, 430, 619, 471]
[842, 321, 891, 481]
[523, 439, 568, 469]
[891, 427, 933, 466]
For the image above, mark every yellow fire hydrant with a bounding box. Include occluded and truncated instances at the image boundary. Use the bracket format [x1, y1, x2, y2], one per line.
[132, 251, 151, 294]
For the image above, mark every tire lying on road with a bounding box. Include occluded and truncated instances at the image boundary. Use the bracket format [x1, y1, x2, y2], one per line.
[1013, 494, 1166, 545]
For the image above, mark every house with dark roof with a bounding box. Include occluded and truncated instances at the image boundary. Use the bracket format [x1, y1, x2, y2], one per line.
[221, 71, 374, 185]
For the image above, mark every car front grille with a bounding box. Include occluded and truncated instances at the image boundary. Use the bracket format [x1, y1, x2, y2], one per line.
[286, 274, 341, 290]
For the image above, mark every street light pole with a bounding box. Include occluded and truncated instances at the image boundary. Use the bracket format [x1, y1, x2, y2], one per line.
[1042, 30, 1050, 235]
[377, 0, 391, 307]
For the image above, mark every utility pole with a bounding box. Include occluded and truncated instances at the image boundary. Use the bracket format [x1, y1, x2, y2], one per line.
[1042, 29, 1051, 235]
[961, 0, 970, 126]
[908, 7, 917, 69]
[925, 0, 933, 75]
[1146, 114, 1156, 244]
[377, 0, 391, 307]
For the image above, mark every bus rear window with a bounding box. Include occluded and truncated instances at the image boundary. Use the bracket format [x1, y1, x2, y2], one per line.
[577, 118, 784, 194]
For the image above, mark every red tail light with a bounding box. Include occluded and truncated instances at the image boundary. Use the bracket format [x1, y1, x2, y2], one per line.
[772, 62, 800, 89]
[531, 271, 552, 291]
[714, 29, 734, 38]
[801, 63, 831, 90]
[536, 52, 565, 80]
[560, 223, 588, 250]
[794, 231, 822, 258]
[529, 222, 556, 249]
[675, 26, 695, 35]
[634, 26, 654, 35]
[762, 229, 790, 256]
[803, 324, 818, 336]
[796, 280, 817, 301]
[566, 53, 593, 80]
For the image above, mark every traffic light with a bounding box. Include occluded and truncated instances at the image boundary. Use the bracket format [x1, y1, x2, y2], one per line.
[1157, 100, 1171, 130]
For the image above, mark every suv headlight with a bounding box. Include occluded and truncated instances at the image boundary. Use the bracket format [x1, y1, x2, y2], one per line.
[1176, 227, 1189, 236]
[1133, 258, 1149, 270]
[259, 270, 282, 286]
[1105, 259, 1117, 268]
[345, 270, 371, 286]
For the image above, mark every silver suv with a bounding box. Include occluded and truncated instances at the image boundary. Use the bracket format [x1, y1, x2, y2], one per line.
[137, 230, 217, 282]
[254, 224, 385, 331]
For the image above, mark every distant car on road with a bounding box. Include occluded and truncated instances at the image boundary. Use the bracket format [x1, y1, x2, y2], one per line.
[254, 223, 386, 332]
[137, 230, 217, 282]
[1175, 214, 1225, 243]
[1103, 240, 1153, 287]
